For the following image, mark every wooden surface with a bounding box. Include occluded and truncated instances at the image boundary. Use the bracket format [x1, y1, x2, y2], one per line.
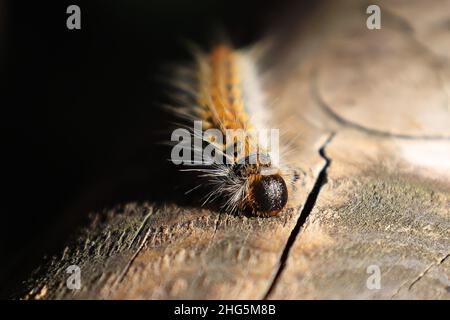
[17, 0, 450, 299]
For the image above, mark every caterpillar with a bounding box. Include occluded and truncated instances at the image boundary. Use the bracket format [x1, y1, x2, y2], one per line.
[168, 44, 289, 217]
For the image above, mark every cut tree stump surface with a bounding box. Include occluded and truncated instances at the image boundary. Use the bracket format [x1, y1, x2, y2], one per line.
[17, 0, 450, 299]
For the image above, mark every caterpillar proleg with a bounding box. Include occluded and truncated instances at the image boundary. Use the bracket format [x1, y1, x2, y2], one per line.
[168, 44, 289, 217]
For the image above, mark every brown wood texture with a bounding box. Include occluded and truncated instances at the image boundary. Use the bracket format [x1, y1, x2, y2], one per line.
[18, 0, 450, 299]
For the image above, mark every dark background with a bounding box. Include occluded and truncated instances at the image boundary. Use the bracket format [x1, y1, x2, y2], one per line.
[0, 0, 313, 297]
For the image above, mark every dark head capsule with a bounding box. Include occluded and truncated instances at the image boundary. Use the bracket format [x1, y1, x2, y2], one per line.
[248, 174, 288, 217]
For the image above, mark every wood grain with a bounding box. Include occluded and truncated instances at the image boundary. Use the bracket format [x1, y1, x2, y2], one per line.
[16, 0, 450, 299]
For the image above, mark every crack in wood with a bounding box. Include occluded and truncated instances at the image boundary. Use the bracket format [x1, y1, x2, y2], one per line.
[112, 209, 154, 289]
[128, 208, 154, 249]
[391, 252, 450, 298]
[311, 69, 450, 141]
[408, 253, 450, 291]
[263, 132, 336, 299]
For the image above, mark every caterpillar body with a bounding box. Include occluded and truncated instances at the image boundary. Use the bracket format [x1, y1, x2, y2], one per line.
[169, 44, 289, 217]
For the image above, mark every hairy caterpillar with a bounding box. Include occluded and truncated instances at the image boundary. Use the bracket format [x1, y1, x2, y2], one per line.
[168, 44, 289, 217]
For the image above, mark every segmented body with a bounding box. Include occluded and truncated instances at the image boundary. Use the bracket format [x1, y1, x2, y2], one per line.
[198, 46, 250, 131]
[171, 44, 288, 216]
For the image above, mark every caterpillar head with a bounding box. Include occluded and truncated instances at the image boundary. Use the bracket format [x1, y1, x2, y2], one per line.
[233, 154, 288, 217]
[247, 174, 288, 217]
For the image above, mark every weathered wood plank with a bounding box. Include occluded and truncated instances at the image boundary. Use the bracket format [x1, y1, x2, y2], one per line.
[268, 0, 450, 299]
[17, 0, 450, 299]
[21, 130, 327, 299]
[268, 131, 450, 299]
